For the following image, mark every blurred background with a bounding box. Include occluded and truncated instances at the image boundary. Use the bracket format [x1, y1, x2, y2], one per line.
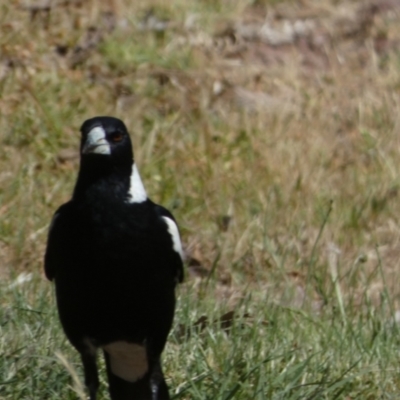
[2, 0, 400, 398]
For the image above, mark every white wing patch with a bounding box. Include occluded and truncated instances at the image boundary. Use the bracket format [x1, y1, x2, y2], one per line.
[127, 163, 147, 204]
[162, 216, 184, 261]
[102, 341, 148, 382]
[82, 126, 111, 155]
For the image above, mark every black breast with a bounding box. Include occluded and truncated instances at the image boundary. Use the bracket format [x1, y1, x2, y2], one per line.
[54, 189, 177, 347]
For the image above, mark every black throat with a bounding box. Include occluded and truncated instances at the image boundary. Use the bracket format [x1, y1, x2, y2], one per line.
[73, 155, 132, 203]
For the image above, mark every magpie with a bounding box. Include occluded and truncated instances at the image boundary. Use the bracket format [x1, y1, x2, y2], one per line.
[44, 116, 184, 400]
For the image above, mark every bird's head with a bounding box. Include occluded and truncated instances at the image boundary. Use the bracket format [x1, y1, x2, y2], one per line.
[75, 116, 147, 203]
[80, 116, 133, 164]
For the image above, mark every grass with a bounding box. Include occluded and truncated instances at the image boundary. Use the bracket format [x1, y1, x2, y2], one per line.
[2, 0, 400, 398]
[2, 275, 400, 399]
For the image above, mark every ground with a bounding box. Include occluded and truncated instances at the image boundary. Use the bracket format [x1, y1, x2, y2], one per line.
[2, 0, 400, 398]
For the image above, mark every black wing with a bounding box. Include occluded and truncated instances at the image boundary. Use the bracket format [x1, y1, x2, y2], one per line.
[44, 202, 73, 281]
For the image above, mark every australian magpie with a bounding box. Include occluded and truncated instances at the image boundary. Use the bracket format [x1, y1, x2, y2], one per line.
[44, 116, 184, 400]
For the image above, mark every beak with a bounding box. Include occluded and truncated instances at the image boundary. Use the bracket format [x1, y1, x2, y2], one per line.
[82, 126, 111, 155]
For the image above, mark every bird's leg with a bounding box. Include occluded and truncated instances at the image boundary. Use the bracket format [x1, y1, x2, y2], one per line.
[150, 360, 170, 400]
[81, 352, 99, 400]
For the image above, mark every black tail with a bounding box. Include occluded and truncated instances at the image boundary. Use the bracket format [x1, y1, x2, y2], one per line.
[104, 351, 170, 400]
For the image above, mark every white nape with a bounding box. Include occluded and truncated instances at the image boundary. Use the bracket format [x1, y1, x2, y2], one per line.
[162, 216, 184, 261]
[82, 126, 111, 155]
[102, 341, 148, 382]
[127, 163, 147, 203]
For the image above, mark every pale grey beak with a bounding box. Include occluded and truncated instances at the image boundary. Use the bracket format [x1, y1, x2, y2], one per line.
[82, 126, 111, 155]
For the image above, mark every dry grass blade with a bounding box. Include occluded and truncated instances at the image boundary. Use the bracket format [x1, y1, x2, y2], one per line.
[55, 351, 86, 400]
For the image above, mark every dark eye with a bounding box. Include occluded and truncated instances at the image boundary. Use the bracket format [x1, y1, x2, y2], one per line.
[110, 132, 123, 142]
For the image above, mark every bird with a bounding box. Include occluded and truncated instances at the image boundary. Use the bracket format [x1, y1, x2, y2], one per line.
[44, 116, 184, 400]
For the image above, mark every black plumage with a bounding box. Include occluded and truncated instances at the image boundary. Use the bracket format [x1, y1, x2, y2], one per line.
[45, 116, 184, 400]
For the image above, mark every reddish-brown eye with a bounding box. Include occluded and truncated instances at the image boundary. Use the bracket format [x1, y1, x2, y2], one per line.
[111, 132, 123, 142]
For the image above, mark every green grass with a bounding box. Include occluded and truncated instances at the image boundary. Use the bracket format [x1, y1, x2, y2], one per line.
[1, 274, 400, 399]
[2, 0, 400, 398]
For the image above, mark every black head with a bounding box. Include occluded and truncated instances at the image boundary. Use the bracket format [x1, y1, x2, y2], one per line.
[80, 116, 133, 164]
